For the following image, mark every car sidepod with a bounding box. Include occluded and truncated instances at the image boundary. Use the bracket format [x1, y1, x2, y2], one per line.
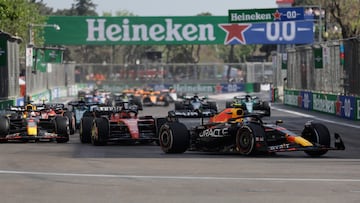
[159, 122, 190, 153]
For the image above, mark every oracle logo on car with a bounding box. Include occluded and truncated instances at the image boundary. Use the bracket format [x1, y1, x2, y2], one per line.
[199, 128, 229, 138]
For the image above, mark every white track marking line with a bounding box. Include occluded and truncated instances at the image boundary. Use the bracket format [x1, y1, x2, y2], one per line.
[272, 107, 360, 129]
[1, 170, 360, 182]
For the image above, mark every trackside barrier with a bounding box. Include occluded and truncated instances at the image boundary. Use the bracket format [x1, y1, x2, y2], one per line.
[284, 89, 360, 121]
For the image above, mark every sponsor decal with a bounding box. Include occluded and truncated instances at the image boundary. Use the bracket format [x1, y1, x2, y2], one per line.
[313, 94, 335, 114]
[199, 128, 229, 138]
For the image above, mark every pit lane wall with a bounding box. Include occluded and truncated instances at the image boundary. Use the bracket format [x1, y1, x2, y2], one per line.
[284, 89, 360, 121]
[0, 84, 90, 110]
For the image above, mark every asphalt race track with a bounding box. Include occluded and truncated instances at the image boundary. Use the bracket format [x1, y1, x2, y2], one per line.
[0, 92, 360, 203]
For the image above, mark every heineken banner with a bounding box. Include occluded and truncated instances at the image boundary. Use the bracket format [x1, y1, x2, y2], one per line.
[45, 16, 314, 45]
[228, 7, 305, 23]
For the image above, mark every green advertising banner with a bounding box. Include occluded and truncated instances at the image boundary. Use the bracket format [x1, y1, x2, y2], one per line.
[312, 92, 337, 115]
[0, 36, 7, 66]
[44, 49, 63, 63]
[314, 47, 323, 69]
[283, 89, 300, 107]
[45, 16, 228, 45]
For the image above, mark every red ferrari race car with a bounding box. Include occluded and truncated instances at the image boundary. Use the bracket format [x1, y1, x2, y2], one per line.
[80, 102, 162, 145]
[158, 106, 345, 157]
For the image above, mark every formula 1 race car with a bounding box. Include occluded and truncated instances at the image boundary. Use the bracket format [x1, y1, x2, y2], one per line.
[79, 101, 160, 145]
[0, 104, 70, 143]
[225, 94, 271, 116]
[158, 106, 345, 157]
[110, 92, 143, 110]
[141, 89, 170, 107]
[172, 94, 218, 117]
[68, 99, 99, 129]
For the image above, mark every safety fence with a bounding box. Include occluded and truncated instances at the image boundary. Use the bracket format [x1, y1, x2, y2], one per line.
[279, 38, 360, 120]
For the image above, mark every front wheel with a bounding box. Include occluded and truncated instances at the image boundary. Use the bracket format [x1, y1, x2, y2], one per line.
[55, 117, 70, 143]
[301, 122, 331, 157]
[79, 117, 93, 143]
[64, 111, 76, 135]
[91, 117, 109, 146]
[159, 122, 189, 153]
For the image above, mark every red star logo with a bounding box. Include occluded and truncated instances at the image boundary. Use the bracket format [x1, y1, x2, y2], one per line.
[219, 24, 251, 44]
[273, 10, 282, 20]
[215, 83, 222, 94]
[335, 96, 342, 116]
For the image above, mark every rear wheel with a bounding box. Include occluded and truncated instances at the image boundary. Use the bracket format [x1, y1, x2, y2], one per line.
[133, 97, 143, 110]
[91, 117, 109, 146]
[64, 111, 76, 134]
[55, 117, 70, 143]
[301, 123, 331, 157]
[236, 124, 264, 155]
[79, 117, 93, 143]
[159, 122, 189, 153]
[262, 101, 271, 117]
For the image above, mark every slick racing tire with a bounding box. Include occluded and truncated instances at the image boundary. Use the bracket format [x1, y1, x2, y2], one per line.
[64, 111, 76, 135]
[301, 122, 331, 157]
[159, 122, 189, 153]
[262, 101, 271, 117]
[55, 117, 70, 143]
[133, 97, 143, 110]
[91, 117, 109, 146]
[236, 124, 264, 155]
[79, 117, 93, 143]
[0, 116, 10, 143]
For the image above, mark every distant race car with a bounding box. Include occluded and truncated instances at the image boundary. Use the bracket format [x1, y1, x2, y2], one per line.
[0, 104, 70, 143]
[158, 105, 345, 156]
[110, 92, 143, 110]
[171, 94, 218, 117]
[68, 100, 100, 129]
[79, 101, 161, 145]
[141, 89, 170, 107]
[226, 94, 271, 116]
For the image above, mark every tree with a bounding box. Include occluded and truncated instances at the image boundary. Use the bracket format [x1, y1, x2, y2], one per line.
[294, 0, 360, 39]
[0, 0, 46, 45]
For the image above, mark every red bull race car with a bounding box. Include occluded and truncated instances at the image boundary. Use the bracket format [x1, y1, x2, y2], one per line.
[158, 105, 345, 156]
[0, 104, 70, 143]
